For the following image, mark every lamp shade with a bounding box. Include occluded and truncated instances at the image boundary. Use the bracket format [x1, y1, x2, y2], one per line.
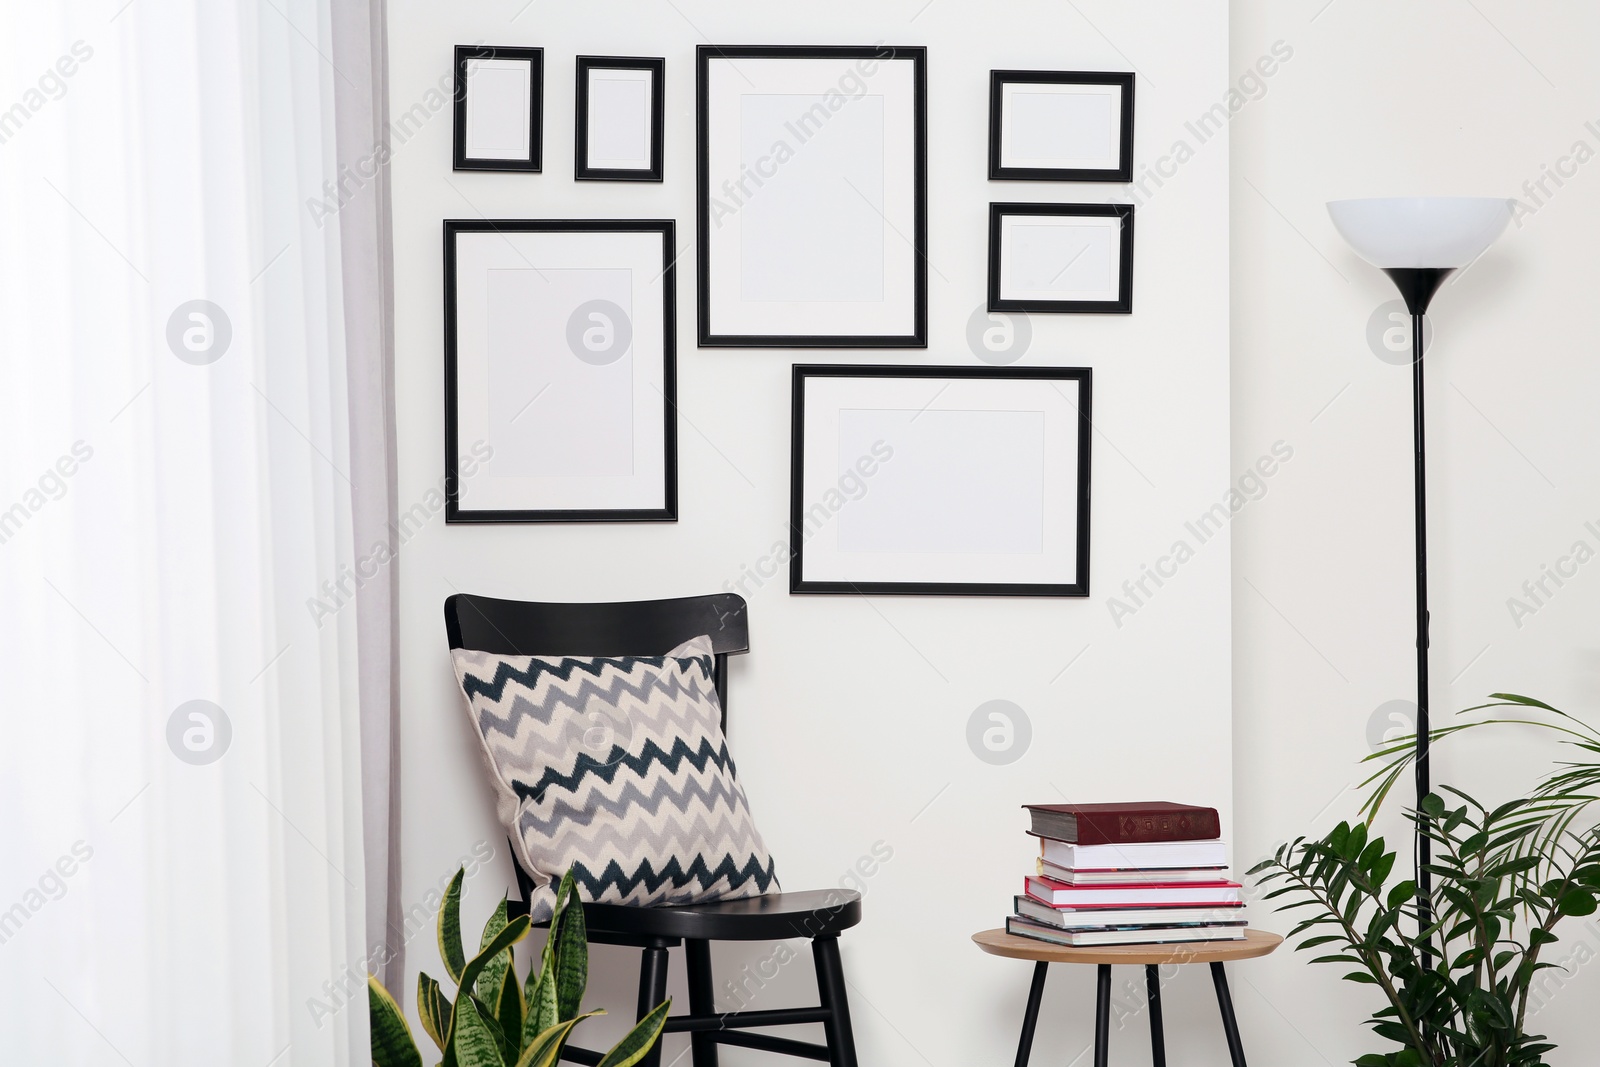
[1326, 197, 1514, 268]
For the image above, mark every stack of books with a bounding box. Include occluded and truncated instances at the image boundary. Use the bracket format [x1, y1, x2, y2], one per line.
[1007, 801, 1247, 947]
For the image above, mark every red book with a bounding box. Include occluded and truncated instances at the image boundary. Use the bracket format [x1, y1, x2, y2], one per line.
[1023, 801, 1220, 845]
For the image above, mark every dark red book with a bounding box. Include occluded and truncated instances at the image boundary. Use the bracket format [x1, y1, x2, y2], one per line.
[1023, 802, 1220, 845]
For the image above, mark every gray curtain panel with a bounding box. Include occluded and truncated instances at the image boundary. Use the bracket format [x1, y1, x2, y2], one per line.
[330, 0, 403, 993]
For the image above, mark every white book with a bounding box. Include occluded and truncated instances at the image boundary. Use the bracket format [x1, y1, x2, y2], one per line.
[1039, 860, 1228, 885]
[1008, 916, 1247, 948]
[1035, 836, 1229, 871]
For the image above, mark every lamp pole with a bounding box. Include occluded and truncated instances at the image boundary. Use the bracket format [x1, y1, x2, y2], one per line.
[1383, 265, 1453, 974]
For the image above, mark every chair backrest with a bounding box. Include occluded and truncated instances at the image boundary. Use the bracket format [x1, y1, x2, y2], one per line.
[442, 591, 750, 722]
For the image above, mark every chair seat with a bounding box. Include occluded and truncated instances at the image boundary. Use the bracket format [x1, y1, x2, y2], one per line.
[581, 889, 862, 942]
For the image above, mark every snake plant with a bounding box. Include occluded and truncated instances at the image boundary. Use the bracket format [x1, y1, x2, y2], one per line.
[368, 866, 670, 1067]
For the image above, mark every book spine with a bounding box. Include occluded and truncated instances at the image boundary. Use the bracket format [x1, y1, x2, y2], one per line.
[1074, 809, 1221, 845]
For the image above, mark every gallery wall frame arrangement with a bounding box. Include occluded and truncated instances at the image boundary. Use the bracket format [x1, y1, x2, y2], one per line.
[442, 219, 677, 523]
[574, 56, 665, 182]
[696, 44, 929, 348]
[453, 45, 544, 172]
[988, 202, 1135, 314]
[988, 70, 1135, 182]
[790, 364, 1092, 597]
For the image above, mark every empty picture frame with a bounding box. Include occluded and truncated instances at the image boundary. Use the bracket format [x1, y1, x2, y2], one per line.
[989, 70, 1134, 182]
[790, 365, 1092, 596]
[575, 56, 665, 181]
[453, 45, 543, 172]
[989, 202, 1134, 314]
[697, 45, 928, 348]
[443, 219, 677, 522]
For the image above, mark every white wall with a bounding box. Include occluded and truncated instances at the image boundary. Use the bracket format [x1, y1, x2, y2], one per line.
[387, 1, 1232, 1064]
[1232, 0, 1600, 1062]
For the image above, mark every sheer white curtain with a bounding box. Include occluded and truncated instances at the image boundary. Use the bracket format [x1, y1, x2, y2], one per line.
[0, 2, 378, 1063]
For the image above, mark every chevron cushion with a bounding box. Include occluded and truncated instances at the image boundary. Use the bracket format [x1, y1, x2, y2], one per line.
[451, 635, 779, 920]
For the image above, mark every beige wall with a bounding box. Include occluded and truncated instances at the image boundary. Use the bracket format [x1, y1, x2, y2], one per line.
[388, 0, 1234, 1062]
[1232, 0, 1600, 1061]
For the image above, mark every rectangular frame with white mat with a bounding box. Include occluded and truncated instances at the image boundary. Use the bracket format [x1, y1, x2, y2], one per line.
[988, 70, 1134, 182]
[443, 219, 677, 523]
[790, 365, 1091, 596]
[453, 45, 543, 172]
[988, 202, 1134, 314]
[697, 45, 927, 348]
[575, 56, 665, 181]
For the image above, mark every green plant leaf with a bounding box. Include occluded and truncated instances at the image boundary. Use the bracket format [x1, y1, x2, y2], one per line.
[440, 867, 468, 985]
[497, 958, 524, 1059]
[1558, 887, 1597, 916]
[453, 993, 510, 1067]
[553, 874, 588, 1022]
[460, 916, 533, 1009]
[369, 975, 424, 1067]
[514, 1012, 602, 1067]
[597, 999, 672, 1067]
[478, 899, 513, 1005]
[523, 959, 558, 1052]
[418, 972, 452, 1053]
[1386, 880, 1416, 909]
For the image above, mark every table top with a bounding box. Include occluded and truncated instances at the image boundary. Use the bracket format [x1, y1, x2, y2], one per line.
[972, 928, 1283, 966]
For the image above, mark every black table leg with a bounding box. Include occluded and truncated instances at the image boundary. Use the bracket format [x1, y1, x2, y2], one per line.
[1146, 965, 1166, 1067]
[1210, 962, 1248, 1067]
[1093, 964, 1111, 1067]
[1012, 961, 1048, 1067]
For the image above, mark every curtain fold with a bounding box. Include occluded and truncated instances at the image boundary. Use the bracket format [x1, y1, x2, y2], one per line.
[0, 1, 387, 1063]
[328, 0, 403, 996]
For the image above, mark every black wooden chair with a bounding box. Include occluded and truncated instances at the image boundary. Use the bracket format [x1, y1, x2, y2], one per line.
[443, 591, 861, 1067]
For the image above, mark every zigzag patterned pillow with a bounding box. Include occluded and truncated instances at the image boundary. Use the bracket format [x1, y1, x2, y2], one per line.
[451, 635, 779, 920]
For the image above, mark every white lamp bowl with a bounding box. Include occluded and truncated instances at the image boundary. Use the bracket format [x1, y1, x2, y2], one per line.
[1326, 197, 1514, 269]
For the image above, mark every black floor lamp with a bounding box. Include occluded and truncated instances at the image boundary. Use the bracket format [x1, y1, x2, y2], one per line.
[1326, 196, 1514, 967]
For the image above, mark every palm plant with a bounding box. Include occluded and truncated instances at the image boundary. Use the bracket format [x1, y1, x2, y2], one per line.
[368, 866, 669, 1067]
[1250, 694, 1600, 1067]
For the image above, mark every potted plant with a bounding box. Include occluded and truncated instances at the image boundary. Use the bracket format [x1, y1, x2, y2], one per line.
[368, 867, 669, 1067]
[1251, 695, 1600, 1067]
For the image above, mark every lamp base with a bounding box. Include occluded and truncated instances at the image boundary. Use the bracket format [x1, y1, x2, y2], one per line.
[1382, 267, 1455, 316]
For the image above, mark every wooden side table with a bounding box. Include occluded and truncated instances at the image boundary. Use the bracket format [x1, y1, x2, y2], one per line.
[972, 928, 1282, 1067]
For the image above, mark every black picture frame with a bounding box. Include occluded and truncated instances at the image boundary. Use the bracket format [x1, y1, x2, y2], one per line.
[453, 45, 543, 172]
[443, 219, 677, 523]
[988, 202, 1134, 314]
[574, 56, 665, 182]
[789, 364, 1092, 597]
[696, 44, 928, 349]
[988, 70, 1134, 182]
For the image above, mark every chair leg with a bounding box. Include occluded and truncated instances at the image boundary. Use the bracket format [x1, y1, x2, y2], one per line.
[636, 943, 671, 1067]
[1146, 965, 1167, 1067]
[684, 939, 719, 1067]
[812, 935, 859, 1067]
[1013, 961, 1048, 1067]
[1093, 964, 1111, 1067]
[1210, 962, 1248, 1067]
